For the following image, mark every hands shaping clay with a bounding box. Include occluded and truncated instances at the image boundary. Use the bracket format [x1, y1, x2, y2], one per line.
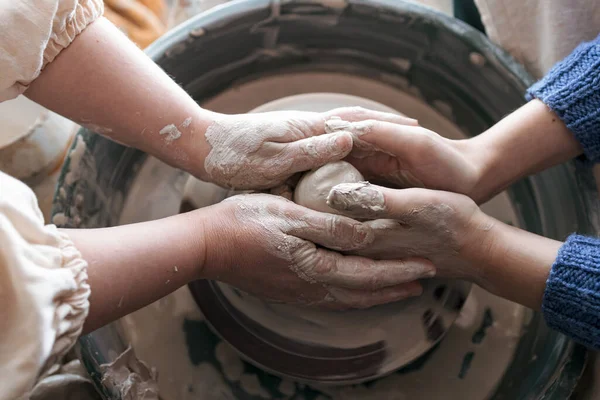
[294, 161, 364, 214]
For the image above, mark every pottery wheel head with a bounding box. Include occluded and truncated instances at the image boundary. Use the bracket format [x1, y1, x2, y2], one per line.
[186, 93, 472, 384]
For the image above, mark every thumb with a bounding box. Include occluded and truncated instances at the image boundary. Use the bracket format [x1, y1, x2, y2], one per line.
[279, 131, 353, 175]
[326, 182, 386, 219]
[327, 183, 436, 220]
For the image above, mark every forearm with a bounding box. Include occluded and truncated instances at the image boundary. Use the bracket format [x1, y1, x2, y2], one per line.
[468, 33, 600, 203]
[468, 100, 582, 203]
[25, 17, 215, 179]
[468, 216, 562, 310]
[64, 209, 210, 333]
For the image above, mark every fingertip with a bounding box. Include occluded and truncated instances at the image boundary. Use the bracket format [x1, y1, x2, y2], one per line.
[313, 131, 352, 166]
[407, 257, 436, 276]
[331, 131, 353, 157]
[406, 118, 420, 126]
[326, 182, 386, 217]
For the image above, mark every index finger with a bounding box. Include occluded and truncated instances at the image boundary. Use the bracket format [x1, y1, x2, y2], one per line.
[292, 247, 435, 290]
[287, 208, 374, 252]
[345, 120, 434, 155]
[327, 183, 441, 220]
[323, 106, 419, 126]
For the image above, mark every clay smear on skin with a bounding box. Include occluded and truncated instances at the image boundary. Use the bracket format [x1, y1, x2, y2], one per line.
[226, 195, 317, 283]
[328, 182, 475, 279]
[325, 116, 388, 157]
[327, 182, 386, 214]
[226, 195, 338, 283]
[326, 118, 424, 186]
[226, 194, 387, 306]
[159, 117, 192, 144]
[203, 117, 309, 188]
[203, 115, 357, 188]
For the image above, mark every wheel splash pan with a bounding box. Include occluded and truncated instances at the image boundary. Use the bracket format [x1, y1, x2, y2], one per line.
[52, 1, 589, 399]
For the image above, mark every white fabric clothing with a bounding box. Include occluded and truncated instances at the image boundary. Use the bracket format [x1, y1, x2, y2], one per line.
[0, 0, 598, 400]
[0, 1, 98, 398]
[0, 0, 104, 102]
[474, 0, 600, 79]
[0, 171, 90, 400]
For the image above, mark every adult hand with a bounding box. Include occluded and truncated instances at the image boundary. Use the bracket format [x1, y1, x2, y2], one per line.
[326, 183, 490, 283]
[201, 107, 417, 190]
[201, 194, 434, 309]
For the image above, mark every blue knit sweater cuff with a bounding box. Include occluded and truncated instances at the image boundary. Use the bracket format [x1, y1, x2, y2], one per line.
[526, 35, 600, 163]
[543, 234, 600, 349]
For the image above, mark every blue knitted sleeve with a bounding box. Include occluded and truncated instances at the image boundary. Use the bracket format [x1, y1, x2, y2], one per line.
[526, 35, 600, 163]
[543, 234, 600, 349]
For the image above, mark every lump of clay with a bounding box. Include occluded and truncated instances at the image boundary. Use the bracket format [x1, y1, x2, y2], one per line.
[294, 161, 364, 214]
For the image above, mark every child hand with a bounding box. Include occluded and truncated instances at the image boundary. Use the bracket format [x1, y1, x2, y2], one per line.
[325, 120, 485, 201]
[326, 183, 492, 282]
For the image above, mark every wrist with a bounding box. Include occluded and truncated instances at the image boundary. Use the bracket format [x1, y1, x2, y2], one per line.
[453, 137, 496, 204]
[190, 202, 234, 281]
[182, 109, 223, 183]
[465, 100, 582, 205]
[176, 209, 209, 281]
[462, 213, 561, 309]
[457, 209, 498, 283]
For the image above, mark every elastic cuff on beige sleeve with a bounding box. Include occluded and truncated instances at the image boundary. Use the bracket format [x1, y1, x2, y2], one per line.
[39, 227, 91, 374]
[43, 0, 105, 68]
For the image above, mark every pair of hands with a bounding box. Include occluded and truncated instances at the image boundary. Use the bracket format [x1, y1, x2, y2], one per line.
[190, 106, 493, 309]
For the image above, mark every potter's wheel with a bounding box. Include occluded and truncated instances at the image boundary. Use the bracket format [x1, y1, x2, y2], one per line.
[67, 2, 588, 398]
[186, 92, 471, 384]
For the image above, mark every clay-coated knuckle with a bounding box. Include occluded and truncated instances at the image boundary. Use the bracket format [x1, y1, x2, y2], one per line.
[325, 216, 349, 241]
[351, 223, 373, 249]
[341, 106, 366, 116]
[291, 245, 331, 279]
[298, 138, 320, 158]
[360, 119, 378, 132]
[310, 252, 337, 278]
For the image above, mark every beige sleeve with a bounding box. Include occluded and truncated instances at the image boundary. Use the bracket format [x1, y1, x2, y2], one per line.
[0, 0, 104, 102]
[0, 172, 90, 399]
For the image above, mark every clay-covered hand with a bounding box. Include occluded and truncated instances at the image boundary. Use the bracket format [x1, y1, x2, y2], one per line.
[326, 120, 483, 200]
[201, 193, 434, 309]
[201, 107, 417, 190]
[326, 183, 492, 283]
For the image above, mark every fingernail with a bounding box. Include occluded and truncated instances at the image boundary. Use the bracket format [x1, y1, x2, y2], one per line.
[411, 261, 436, 279]
[327, 182, 385, 213]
